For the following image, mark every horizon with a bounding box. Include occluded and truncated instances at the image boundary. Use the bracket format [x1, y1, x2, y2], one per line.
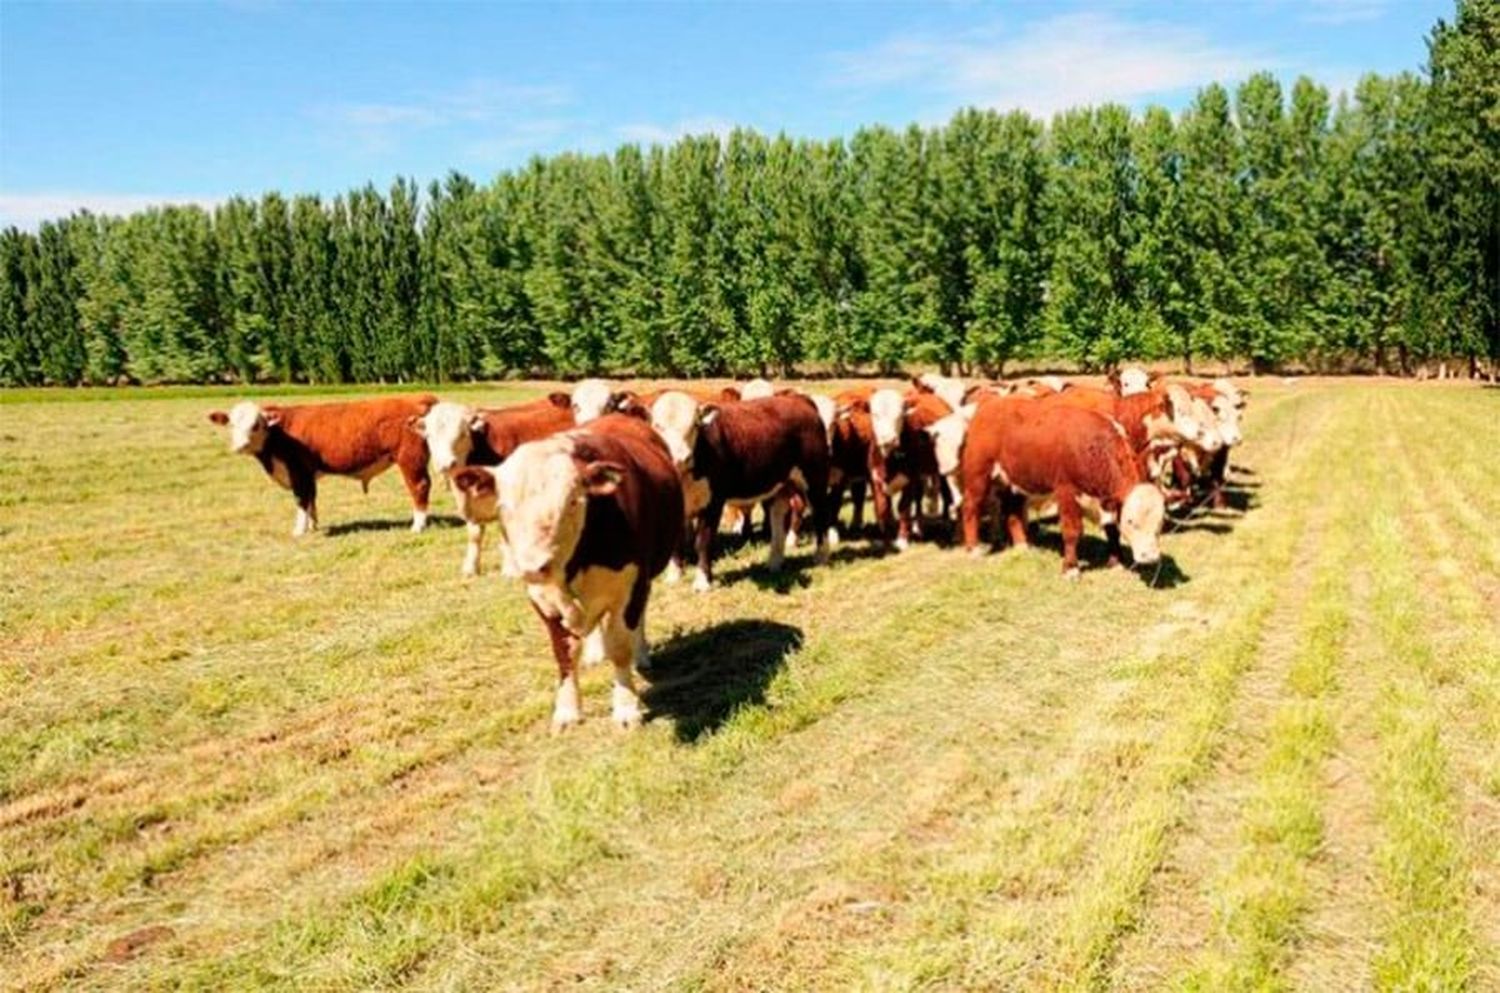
[0, 0, 1449, 230]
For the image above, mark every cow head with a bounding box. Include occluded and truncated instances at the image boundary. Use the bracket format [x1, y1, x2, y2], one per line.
[1212, 378, 1247, 411]
[1113, 366, 1152, 397]
[1187, 395, 1225, 453]
[413, 401, 481, 472]
[1210, 392, 1243, 447]
[1119, 484, 1166, 566]
[926, 403, 978, 476]
[570, 378, 615, 425]
[869, 388, 906, 455]
[739, 377, 775, 401]
[208, 401, 279, 455]
[1153, 384, 1212, 449]
[485, 436, 623, 584]
[650, 390, 704, 471]
[915, 373, 967, 411]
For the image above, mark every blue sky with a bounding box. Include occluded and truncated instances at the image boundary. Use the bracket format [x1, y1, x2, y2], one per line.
[0, 0, 1449, 228]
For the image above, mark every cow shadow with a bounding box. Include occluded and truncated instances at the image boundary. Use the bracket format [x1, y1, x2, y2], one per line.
[641, 619, 803, 743]
[1025, 530, 1191, 589]
[324, 514, 466, 537]
[716, 540, 891, 593]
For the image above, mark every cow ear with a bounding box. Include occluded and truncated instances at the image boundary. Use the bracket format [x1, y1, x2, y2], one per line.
[719, 387, 741, 401]
[1164, 383, 1191, 413]
[263, 411, 282, 428]
[580, 460, 624, 496]
[469, 414, 487, 433]
[698, 404, 720, 427]
[406, 414, 426, 437]
[208, 410, 229, 426]
[451, 466, 496, 497]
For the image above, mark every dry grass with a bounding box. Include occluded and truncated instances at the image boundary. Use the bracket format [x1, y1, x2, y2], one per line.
[1, 378, 1496, 991]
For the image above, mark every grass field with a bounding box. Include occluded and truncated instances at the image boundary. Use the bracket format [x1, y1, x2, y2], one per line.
[2, 378, 1497, 991]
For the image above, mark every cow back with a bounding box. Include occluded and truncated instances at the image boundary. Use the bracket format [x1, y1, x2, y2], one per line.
[476, 395, 574, 464]
[271, 395, 437, 474]
[695, 394, 829, 500]
[967, 397, 1141, 505]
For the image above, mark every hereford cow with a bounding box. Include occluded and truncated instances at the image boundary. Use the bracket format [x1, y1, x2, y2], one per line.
[960, 396, 1166, 577]
[447, 414, 683, 731]
[912, 372, 968, 412]
[1041, 382, 1210, 480]
[881, 390, 955, 548]
[926, 402, 980, 508]
[412, 393, 575, 577]
[655, 392, 833, 590]
[207, 395, 437, 536]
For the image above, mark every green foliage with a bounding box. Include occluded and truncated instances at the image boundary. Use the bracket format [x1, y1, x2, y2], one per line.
[2, 5, 1495, 385]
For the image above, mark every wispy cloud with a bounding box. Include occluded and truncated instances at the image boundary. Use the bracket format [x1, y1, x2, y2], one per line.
[310, 79, 574, 155]
[616, 116, 739, 145]
[0, 191, 222, 230]
[828, 12, 1276, 118]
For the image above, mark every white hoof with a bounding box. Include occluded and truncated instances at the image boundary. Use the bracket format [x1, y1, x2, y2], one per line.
[1064, 566, 1082, 583]
[894, 536, 910, 552]
[665, 560, 683, 585]
[826, 527, 841, 549]
[784, 531, 799, 554]
[550, 709, 582, 733]
[410, 511, 428, 533]
[692, 570, 712, 593]
[611, 700, 643, 730]
[967, 546, 985, 559]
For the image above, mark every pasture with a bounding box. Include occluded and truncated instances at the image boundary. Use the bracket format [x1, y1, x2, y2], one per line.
[2, 378, 1497, 991]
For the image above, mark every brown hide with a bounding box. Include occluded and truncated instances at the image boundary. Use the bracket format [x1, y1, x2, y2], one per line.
[1039, 386, 1166, 456]
[960, 397, 1145, 569]
[470, 394, 575, 465]
[265, 395, 438, 476]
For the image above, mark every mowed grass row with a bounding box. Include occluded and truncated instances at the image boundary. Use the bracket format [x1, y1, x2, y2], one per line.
[1, 380, 1496, 990]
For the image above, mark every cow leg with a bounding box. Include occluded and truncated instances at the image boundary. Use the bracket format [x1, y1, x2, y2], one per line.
[1001, 492, 1029, 550]
[397, 437, 432, 532]
[784, 491, 804, 553]
[1209, 447, 1231, 509]
[1104, 522, 1123, 568]
[694, 500, 725, 592]
[825, 480, 846, 547]
[601, 613, 642, 729]
[849, 478, 867, 534]
[581, 617, 610, 666]
[1057, 487, 1084, 580]
[895, 486, 915, 551]
[536, 608, 583, 731]
[767, 495, 790, 572]
[461, 522, 485, 578]
[961, 467, 991, 555]
[291, 472, 318, 537]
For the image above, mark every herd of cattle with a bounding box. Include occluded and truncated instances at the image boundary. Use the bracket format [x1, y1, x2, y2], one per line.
[207, 369, 1247, 729]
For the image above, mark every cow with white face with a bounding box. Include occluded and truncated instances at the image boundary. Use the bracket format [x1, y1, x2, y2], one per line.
[926, 402, 979, 508]
[1111, 366, 1153, 397]
[868, 388, 907, 457]
[570, 379, 618, 425]
[449, 414, 683, 731]
[208, 395, 436, 537]
[410, 393, 574, 577]
[739, 378, 776, 401]
[913, 373, 968, 412]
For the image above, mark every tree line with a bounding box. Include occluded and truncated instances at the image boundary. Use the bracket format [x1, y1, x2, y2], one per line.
[2, 1, 1495, 387]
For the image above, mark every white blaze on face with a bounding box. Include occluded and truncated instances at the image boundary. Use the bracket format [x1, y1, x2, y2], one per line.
[1117, 367, 1151, 396]
[740, 378, 775, 400]
[927, 404, 976, 476]
[227, 401, 268, 454]
[421, 401, 478, 471]
[806, 393, 836, 445]
[571, 379, 614, 425]
[650, 390, 702, 471]
[1163, 384, 1207, 447]
[1189, 397, 1224, 453]
[1120, 483, 1165, 565]
[1212, 378, 1245, 410]
[1211, 394, 1243, 447]
[494, 437, 590, 583]
[869, 388, 906, 454]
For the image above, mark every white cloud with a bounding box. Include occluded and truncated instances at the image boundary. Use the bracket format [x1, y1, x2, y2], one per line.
[615, 116, 740, 145]
[311, 79, 574, 155]
[828, 12, 1277, 118]
[0, 191, 222, 230]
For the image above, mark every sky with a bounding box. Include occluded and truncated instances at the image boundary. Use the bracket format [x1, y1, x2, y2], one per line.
[0, 0, 1451, 229]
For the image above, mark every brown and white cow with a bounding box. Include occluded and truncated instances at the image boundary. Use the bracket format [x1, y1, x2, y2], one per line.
[412, 393, 575, 576]
[208, 395, 437, 536]
[960, 396, 1166, 577]
[884, 389, 955, 547]
[448, 414, 683, 731]
[912, 372, 969, 412]
[653, 392, 833, 590]
[1040, 382, 1210, 480]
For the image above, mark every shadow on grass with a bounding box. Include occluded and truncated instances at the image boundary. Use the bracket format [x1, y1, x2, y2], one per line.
[1023, 529, 1192, 589]
[324, 514, 465, 536]
[642, 619, 803, 743]
[715, 540, 893, 593]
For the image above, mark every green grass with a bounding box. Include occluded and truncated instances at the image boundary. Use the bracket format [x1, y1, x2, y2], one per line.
[1, 379, 1496, 991]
